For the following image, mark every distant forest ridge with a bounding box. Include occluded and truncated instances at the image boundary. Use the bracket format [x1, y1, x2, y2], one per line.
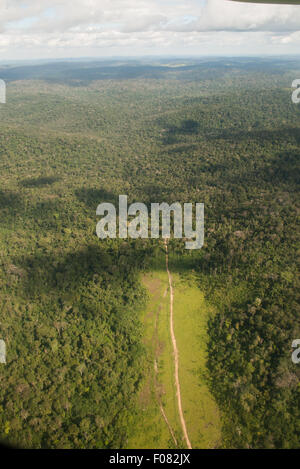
[1, 57, 300, 83]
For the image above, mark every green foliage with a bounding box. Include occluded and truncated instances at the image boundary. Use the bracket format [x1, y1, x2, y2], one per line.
[0, 57, 299, 448]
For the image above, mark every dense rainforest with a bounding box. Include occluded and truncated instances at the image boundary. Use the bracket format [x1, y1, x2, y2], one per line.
[0, 57, 299, 448]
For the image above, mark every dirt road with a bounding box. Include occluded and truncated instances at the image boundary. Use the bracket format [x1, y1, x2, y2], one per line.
[164, 239, 192, 449]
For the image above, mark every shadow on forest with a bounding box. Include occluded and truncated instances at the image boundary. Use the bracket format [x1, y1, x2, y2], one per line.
[20, 176, 60, 188]
[207, 126, 300, 145]
[164, 143, 199, 155]
[162, 119, 200, 145]
[75, 187, 118, 207]
[149, 247, 199, 274]
[0, 189, 23, 209]
[136, 184, 175, 204]
[15, 245, 124, 298]
[270, 150, 300, 185]
[14, 239, 159, 301]
[15, 239, 197, 301]
[222, 149, 300, 187]
[0, 188, 66, 230]
[76, 186, 179, 209]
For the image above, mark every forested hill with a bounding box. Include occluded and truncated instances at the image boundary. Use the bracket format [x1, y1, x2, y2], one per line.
[0, 58, 299, 448]
[1, 56, 299, 83]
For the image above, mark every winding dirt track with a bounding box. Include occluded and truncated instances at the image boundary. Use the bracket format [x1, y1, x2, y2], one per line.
[164, 239, 192, 449]
[154, 358, 178, 447]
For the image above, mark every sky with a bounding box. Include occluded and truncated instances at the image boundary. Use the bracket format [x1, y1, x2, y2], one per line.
[0, 0, 300, 59]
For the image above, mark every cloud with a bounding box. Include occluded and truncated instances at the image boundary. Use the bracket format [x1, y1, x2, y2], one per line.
[0, 0, 300, 58]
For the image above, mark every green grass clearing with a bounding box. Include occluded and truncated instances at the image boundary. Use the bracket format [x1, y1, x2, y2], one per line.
[127, 250, 221, 449]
